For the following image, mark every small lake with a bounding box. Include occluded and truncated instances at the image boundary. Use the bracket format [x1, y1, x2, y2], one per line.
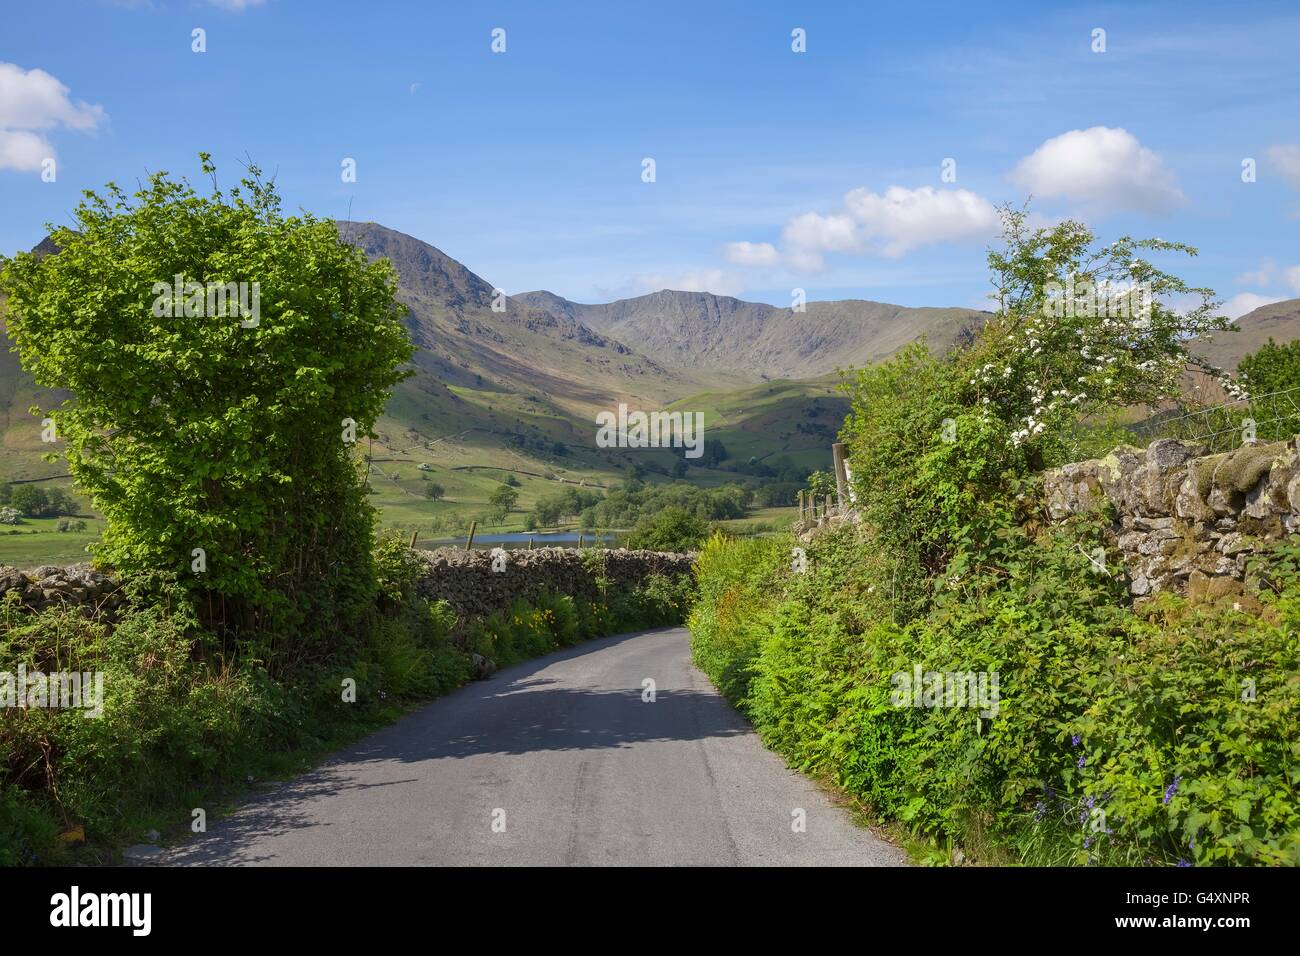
[418, 531, 621, 551]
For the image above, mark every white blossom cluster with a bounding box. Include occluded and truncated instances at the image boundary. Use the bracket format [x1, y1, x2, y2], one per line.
[972, 266, 1228, 449]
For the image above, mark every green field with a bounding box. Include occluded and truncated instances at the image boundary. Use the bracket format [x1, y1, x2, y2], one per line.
[0, 514, 103, 566]
[714, 506, 798, 534]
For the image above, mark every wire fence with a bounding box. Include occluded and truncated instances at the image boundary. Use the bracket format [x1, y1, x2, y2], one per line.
[1129, 385, 1300, 454]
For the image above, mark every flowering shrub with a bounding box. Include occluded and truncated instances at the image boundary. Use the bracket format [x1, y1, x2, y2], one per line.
[974, 207, 1235, 457]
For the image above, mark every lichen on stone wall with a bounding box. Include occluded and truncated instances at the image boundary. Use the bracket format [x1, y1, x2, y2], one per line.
[1042, 436, 1300, 598]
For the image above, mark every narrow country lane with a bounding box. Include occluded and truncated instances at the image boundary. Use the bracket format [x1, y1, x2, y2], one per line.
[161, 627, 908, 867]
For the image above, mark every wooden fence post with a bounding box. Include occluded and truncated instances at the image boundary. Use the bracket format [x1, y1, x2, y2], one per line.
[465, 520, 477, 550]
[409, 529, 419, 548]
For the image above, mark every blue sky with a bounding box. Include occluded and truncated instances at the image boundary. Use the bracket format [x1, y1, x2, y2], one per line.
[2, 0, 1299, 315]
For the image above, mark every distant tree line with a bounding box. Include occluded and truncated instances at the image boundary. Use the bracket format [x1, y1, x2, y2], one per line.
[0, 484, 79, 518]
[581, 480, 752, 528]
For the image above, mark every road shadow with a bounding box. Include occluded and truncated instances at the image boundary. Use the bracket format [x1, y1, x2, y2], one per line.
[162, 772, 420, 866]
[352, 684, 749, 761]
[163, 627, 749, 865]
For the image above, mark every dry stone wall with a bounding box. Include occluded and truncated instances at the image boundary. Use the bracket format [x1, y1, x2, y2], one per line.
[1043, 437, 1300, 599]
[0, 563, 124, 615]
[0, 548, 695, 623]
[414, 546, 695, 624]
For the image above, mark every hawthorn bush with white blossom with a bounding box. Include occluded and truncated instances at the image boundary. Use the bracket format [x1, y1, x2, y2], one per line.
[967, 207, 1234, 463]
[839, 208, 1236, 615]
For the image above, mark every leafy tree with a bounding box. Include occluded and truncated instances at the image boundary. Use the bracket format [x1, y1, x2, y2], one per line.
[488, 483, 519, 521]
[1237, 338, 1300, 440]
[8, 485, 48, 517]
[533, 496, 562, 527]
[577, 481, 749, 528]
[0, 155, 412, 656]
[502, 473, 521, 487]
[424, 482, 446, 501]
[975, 205, 1231, 466]
[1239, 337, 1300, 394]
[805, 470, 836, 499]
[698, 439, 729, 467]
[531, 486, 602, 527]
[753, 481, 801, 507]
[45, 488, 76, 516]
[625, 505, 708, 552]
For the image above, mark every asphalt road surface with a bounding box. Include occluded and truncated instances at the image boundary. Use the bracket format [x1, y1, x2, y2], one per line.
[162, 626, 908, 866]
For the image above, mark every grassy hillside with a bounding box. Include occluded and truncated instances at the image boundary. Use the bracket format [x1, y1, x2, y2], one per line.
[669, 375, 847, 470]
[1191, 297, 1300, 371]
[0, 222, 943, 566]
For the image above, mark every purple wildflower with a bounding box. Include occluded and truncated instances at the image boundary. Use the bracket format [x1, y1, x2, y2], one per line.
[1071, 734, 1081, 747]
[1163, 775, 1182, 805]
[1077, 754, 1086, 769]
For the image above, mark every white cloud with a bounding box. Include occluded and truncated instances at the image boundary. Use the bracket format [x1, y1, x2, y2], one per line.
[723, 241, 780, 267]
[0, 63, 104, 131]
[632, 269, 744, 298]
[1235, 259, 1278, 285]
[0, 62, 105, 171]
[1222, 292, 1284, 319]
[782, 211, 860, 256]
[1010, 127, 1184, 214]
[1233, 260, 1300, 295]
[1266, 144, 1300, 190]
[842, 186, 1001, 257]
[730, 184, 1000, 273]
[0, 130, 52, 171]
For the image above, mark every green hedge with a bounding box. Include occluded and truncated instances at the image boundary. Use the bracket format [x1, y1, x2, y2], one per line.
[689, 528, 1300, 866]
[1, 543, 691, 865]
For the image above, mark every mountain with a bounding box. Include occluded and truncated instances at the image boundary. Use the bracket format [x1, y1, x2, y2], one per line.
[1190, 298, 1300, 371]
[514, 288, 989, 380]
[0, 239, 69, 482]
[1, 222, 988, 496]
[335, 223, 698, 415]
